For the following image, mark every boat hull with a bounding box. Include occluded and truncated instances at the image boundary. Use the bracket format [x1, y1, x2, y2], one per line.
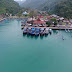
[23, 32, 27, 34]
[40, 33, 44, 36]
[45, 33, 48, 35]
[35, 34, 39, 36]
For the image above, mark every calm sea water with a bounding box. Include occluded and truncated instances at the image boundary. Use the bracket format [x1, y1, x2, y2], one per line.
[0, 19, 72, 72]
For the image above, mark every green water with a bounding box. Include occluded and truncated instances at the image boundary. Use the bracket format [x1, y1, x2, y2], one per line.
[0, 19, 72, 72]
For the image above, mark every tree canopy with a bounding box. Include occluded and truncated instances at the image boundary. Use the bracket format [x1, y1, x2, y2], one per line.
[0, 0, 20, 15]
[54, 0, 72, 18]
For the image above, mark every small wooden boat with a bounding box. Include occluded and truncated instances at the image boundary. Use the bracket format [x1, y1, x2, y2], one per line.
[21, 26, 24, 29]
[48, 29, 52, 35]
[31, 27, 35, 36]
[21, 23, 25, 26]
[35, 28, 39, 36]
[21, 20, 26, 26]
[27, 27, 31, 35]
[44, 28, 49, 35]
[40, 28, 44, 36]
[23, 28, 27, 34]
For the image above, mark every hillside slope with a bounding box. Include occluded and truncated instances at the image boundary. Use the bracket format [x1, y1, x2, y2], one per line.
[21, 0, 47, 8]
[38, 0, 61, 11]
[0, 0, 20, 15]
[21, 0, 61, 10]
[54, 0, 72, 18]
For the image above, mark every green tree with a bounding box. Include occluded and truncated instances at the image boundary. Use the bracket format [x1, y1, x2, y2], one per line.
[46, 22, 51, 27]
[54, 22, 57, 26]
[0, 7, 6, 14]
[0, 0, 20, 15]
[29, 10, 37, 17]
[54, 0, 72, 18]
[17, 11, 22, 17]
[50, 18, 57, 22]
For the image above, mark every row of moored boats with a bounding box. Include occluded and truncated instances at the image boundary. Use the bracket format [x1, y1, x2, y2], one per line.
[23, 27, 52, 36]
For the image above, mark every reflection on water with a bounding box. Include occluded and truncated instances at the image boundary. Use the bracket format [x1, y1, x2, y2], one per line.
[53, 30, 59, 34]
[45, 35, 48, 37]
[23, 34, 49, 40]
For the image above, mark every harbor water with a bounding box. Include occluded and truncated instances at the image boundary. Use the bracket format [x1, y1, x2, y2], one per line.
[0, 19, 72, 72]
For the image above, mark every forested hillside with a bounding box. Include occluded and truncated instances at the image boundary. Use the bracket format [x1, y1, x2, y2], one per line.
[54, 0, 72, 18]
[38, 0, 62, 11]
[21, 0, 47, 8]
[0, 0, 20, 15]
[21, 0, 61, 10]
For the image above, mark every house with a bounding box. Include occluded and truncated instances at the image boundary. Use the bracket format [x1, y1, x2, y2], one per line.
[27, 17, 36, 24]
[39, 11, 47, 15]
[69, 19, 72, 23]
[22, 11, 29, 16]
[47, 16, 52, 20]
[63, 19, 69, 23]
[51, 14, 60, 19]
[0, 14, 5, 18]
[51, 14, 57, 17]
[59, 17, 64, 21]
[37, 15, 44, 20]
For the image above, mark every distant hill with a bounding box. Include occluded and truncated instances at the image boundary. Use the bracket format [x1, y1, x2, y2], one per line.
[21, 0, 47, 8]
[54, 0, 72, 18]
[21, 0, 61, 10]
[0, 0, 20, 15]
[38, 0, 62, 11]
[16, 0, 25, 5]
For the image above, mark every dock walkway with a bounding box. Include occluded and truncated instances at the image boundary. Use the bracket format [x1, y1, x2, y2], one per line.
[23, 26, 72, 30]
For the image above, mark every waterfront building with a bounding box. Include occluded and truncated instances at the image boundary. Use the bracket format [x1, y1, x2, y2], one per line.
[33, 18, 46, 27]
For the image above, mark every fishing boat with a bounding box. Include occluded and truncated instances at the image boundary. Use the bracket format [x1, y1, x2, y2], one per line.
[21, 22, 26, 26]
[44, 28, 49, 35]
[35, 28, 40, 36]
[48, 29, 52, 35]
[31, 27, 35, 36]
[23, 27, 27, 34]
[21, 20, 27, 26]
[27, 27, 32, 35]
[21, 26, 24, 29]
[40, 28, 44, 36]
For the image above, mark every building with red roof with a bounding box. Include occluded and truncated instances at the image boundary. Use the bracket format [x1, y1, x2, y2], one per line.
[37, 15, 44, 20]
[37, 15, 43, 18]
[33, 18, 45, 24]
[33, 18, 46, 27]
[47, 16, 52, 19]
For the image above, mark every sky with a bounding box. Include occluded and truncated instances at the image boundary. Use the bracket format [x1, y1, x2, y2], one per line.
[14, 0, 25, 1]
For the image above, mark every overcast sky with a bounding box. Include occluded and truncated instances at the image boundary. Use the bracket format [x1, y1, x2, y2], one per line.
[14, 0, 26, 1]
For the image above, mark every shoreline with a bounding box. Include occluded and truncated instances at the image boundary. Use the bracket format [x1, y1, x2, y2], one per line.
[0, 17, 72, 30]
[0, 16, 28, 22]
